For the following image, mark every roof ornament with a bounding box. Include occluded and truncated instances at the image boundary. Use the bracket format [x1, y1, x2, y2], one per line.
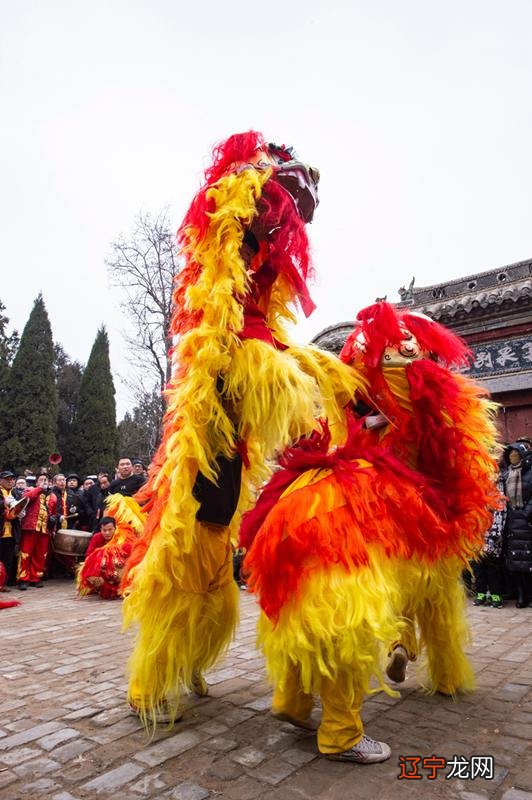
[398, 276, 416, 303]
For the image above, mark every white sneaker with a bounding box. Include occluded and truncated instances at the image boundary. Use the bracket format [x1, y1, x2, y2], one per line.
[386, 645, 408, 683]
[324, 735, 391, 764]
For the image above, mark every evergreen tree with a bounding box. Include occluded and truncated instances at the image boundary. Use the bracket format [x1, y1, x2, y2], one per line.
[54, 344, 83, 471]
[1, 295, 57, 470]
[73, 326, 118, 475]
[0, 300, 19, 464]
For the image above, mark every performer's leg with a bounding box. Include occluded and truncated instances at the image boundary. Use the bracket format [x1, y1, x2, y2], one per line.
[416, 569, 474, 695]
[271, 662, 314, 726]
[17, 531, 36, 585]
[386, 611, 417, 683]
[318, 671, 390, 762]
[317, 671, 364, 753]
[29, 535, 50, 585]
[127, 522, 239, 721]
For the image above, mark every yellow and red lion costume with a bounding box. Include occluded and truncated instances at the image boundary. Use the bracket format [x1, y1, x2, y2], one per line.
[120, 132, 358, 723]
[241, 302, 500, 755]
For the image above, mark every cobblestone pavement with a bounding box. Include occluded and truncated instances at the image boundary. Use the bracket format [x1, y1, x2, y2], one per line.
[1, 580, 531, 800]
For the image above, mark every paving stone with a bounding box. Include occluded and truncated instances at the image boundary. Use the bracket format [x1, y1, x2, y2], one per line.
[134, 730, 202, 767]
[249, 756, 298, 785]
[13, 756, 60, 778]
[501, 791, 532, 800]
[52, 738, 93, 763]
[0, 720, 63, 750]
[82, 762, 145, 792]
[205, 759, 244, 781]
[21, 777, 62, 793]
[52, 792, 81, 800]
[166, 780, 209, 800]
[230, 746, 267, 767]
[204, 736, 238, 752]
[37, 727, 79, 750]
[0, 770, 17, 789]
[63, 707, 100, 721]
[0, 746, 41, 766]
[130, 773, 167, 795]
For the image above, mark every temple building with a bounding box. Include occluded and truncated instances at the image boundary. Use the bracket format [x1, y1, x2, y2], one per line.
[312, 258, 532, 443]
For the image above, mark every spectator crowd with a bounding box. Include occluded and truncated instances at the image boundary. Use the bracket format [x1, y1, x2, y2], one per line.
[0, 457, 147, 592]
[0, 440, 531, 607]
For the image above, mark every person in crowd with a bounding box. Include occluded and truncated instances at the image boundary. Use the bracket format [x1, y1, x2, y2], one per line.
[17, 474, 50, 589]
[504, 442, 532, 608]
[48, 473, 79, 532]
[85, 472, 111, 531]
[516, 437, 532, 452]
[473, 472, 507, 608]
[13, 477, 27, 497]
[132, 460, 147, 479]
[0, 471, 17, 589]
[66, 474, 80, 491]
[75, 477, 96, 530]
[109, 457, 146, 496]
[77, 503, 143, 599]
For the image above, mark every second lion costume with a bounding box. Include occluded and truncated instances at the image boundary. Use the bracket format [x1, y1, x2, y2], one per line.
[241, 302, 500, 761]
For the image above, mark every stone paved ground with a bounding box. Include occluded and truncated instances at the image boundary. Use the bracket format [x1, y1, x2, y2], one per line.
[1, 579, 531, 800]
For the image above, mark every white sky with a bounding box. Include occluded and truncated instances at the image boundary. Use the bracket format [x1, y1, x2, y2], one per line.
[2, 0, 531, 418]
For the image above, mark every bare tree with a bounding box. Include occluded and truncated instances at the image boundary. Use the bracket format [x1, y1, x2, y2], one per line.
[107, 209, 181, 396]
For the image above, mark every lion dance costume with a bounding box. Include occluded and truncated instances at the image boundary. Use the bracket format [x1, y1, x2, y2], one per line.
[120, 131, 357, 724]
[77, 496, 145, 599]
[241, 302, 500, 760]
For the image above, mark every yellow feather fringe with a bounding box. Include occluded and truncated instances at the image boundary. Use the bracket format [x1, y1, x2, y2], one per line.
[259, 553, 476, 706]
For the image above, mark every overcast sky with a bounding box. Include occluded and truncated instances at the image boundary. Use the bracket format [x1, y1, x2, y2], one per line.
[2, 0, 531, 418]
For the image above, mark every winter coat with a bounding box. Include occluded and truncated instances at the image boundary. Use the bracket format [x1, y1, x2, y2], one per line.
[504, 445, 532, 573]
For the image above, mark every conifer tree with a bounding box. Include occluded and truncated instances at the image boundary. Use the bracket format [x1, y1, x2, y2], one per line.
[0, 300, 19, 463]
[54, 344, 83, 472]
[2, 295, 57, 470]
[73, 326, 118, 474]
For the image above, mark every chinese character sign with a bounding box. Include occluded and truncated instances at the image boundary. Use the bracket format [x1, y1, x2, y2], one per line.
[467, 336, 531, 377]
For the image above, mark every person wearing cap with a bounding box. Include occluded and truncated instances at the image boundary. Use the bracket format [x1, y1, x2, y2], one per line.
[0, 471, 17, 587]
[66, 474, 81, 492]
[132, 460, 147, 479]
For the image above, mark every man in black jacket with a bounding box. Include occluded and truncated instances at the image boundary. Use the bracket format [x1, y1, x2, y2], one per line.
[109, 458, 146, 497]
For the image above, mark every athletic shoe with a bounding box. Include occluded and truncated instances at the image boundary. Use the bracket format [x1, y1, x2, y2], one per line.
[386, 645, 408, 683]
[18, 582, 28, 591]
[324, 735, 392, 764]
[30, 581, 44, 588]
[490, 594, 503, 608]
[473, 593, 486, 606]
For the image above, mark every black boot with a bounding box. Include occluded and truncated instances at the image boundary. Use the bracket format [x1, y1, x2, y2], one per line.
[516, 581, 527, 609]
